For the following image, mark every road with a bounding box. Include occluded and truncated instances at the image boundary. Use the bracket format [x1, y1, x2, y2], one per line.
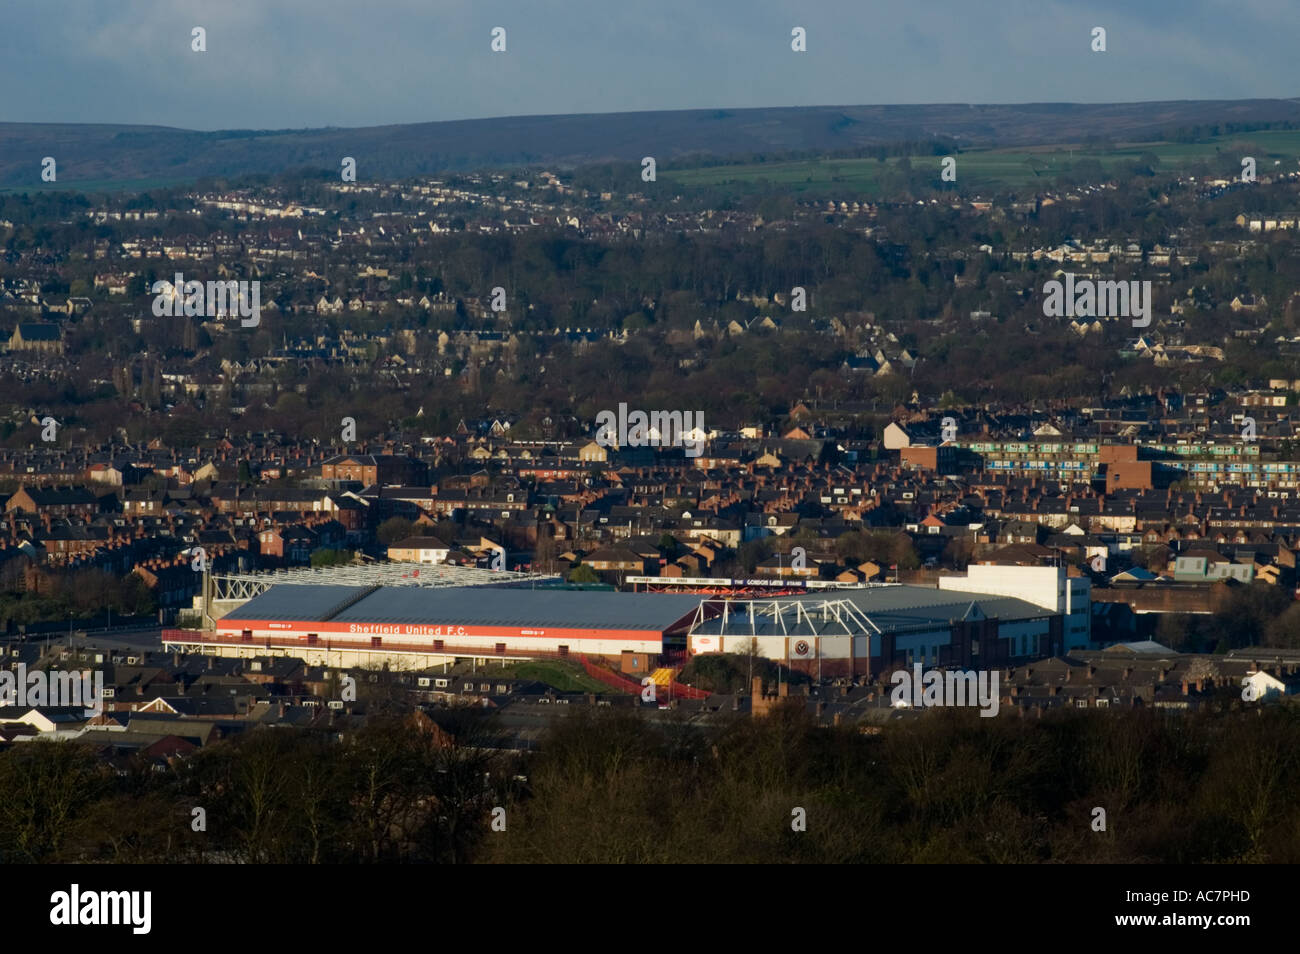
[4, 625, 165, 655]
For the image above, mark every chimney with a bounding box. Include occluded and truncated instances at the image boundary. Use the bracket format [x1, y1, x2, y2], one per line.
[752, 676, 762, 697]
[778, 682, 788, 698]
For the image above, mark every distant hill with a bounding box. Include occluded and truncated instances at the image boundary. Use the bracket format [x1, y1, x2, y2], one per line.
[4, 98, 1300, 188]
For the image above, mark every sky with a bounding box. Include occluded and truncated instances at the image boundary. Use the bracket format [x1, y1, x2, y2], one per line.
[2, 0, 1294, 131]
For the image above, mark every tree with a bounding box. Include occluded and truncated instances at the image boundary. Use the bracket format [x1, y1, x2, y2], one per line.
[341, 716, 426, 863]
[0, 742, 104, 862]
[568, 564, 599, 583]
[310, 548, 354, 568]
[942, 537, 974, 570]
[658, 533, 680, 559]
[622, 311, 651, 332]
[533, 528, 557, 573]
[376, 517, 416, 546]
[1264, 603, 1300, 649]
[1217, 583, 1292, 649]
[739, 539, 771, 574]
[891, 534, 922, 571]
[416, 709, 507, 863]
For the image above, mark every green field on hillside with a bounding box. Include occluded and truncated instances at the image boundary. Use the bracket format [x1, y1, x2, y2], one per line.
[663, 130, 1300, 196]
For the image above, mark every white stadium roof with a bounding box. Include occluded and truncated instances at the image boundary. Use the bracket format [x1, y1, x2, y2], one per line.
[210, 561, 559, 601]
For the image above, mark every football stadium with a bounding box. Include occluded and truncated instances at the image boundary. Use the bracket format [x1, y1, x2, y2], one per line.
[165, 577, 708, 668]
[163, 564, 1075, 677]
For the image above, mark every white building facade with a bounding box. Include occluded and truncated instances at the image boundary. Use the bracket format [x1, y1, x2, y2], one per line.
[938, 564, 1091, 650]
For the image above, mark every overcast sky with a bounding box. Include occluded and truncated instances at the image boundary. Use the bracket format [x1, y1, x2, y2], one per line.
[3, 0, 1293, 130]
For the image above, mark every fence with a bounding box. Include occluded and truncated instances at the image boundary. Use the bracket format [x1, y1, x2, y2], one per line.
[666, 680, 710, 700]
[13, 614, 157, 637]
[577, 655, 643, 693]
[578, 654, 710, 699]
[654, 649, 711, 699]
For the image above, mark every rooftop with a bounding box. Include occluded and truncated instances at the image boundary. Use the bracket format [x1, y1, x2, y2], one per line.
[210, 561, 560, 601]
[689, 585, 1053, 638]
[221, 584, 705, 632]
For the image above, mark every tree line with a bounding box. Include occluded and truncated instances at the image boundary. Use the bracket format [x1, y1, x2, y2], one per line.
[3, 699, 1296, 863]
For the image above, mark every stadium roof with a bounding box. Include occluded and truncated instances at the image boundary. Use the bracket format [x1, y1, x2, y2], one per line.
[688, 585, 1053, 638]
[846, 585, 1049, 631]
[210, 561, 559, 601]
[216, 582, 1054, 637]
[218, 584, 374, 621]
[221, 584, 705, 632]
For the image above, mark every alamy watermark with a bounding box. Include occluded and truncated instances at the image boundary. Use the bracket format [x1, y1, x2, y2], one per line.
[1, 664, 104, 716]
[890, 664, 999, 717]
[50, 884, 150, 934]
[595, 403, 705, 458]
[1042, 273, 1151, 328]
[151, 272, 260, 327]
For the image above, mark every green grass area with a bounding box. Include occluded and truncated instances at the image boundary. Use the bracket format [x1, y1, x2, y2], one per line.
[469, 659, 623, 694]
[662, 130, 1300, 196]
